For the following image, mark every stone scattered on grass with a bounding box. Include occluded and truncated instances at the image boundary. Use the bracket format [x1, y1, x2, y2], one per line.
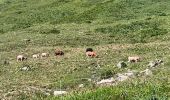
[148, 59, 163, 68]
[88, 78, 92, 82]
[78, 84, 84, 88]
[140, 69, 152, 76]
[96, 77, 115, 85]
[53, 91, 67, 96]
[126, 69, 138, 77]
[124, 72, 134, 77]
[20, 66, 31, 71]
[44, 92, 50, 96]
[115, 73, 129, 82]
[117, 61, 127, 68]
[23, 39, 31, 42]
[148, 61, 157, 67]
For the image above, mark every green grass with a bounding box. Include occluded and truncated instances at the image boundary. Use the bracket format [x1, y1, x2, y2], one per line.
[53, 82, 169, 100]
[0, 0, 170, 99]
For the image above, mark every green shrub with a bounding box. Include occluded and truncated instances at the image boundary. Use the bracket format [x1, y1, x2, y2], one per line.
[100, 69, 114, 79]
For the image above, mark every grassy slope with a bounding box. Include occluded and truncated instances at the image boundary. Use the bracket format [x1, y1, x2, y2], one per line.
[0, 0, 170, 99]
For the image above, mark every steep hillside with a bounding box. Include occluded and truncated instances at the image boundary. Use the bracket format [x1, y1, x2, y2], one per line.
[0, 0, 170, 99]
[0, 0, 170, 33]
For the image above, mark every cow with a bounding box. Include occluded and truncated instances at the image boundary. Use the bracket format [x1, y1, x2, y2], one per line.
[17, 55, 27, 61]
[41, 53, 49, 58]
[55, 50, 64, 56]
[32, 54, 40, 58]
[86, 51, 97, 57]
[86, 48, 93, 52]
[128, 56, 141, 62]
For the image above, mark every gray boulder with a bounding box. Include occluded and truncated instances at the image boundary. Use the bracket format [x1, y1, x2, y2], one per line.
[117, 61, 127, 68]
[148, 59, 163, 68]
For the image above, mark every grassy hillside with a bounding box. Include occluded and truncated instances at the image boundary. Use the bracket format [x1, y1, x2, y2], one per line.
[0, 0, 170, 99]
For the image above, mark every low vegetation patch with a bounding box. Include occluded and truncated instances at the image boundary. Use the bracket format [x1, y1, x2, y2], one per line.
[95, 19, 168, 43]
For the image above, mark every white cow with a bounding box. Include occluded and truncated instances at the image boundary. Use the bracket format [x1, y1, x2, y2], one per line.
[17, 55, 27, 61]
[128, 56, 141, 62]
[32, 54, 40, 58]
[41, 53, 49, 58]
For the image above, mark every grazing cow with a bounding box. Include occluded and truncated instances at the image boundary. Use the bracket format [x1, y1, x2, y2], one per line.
[41, 53, 49, 58]
[17, 55, 27, 61]
[86, 48, 93, 52]
[128, 56, 141, 62]
[32, 54, 40, 58]
[86, 51, 97, 57]
[55, 50, 64, 56]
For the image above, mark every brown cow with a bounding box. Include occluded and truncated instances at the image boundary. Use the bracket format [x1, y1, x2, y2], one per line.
[55, 50, 64, 56]
[86, 48, 93, 52]
[86, 51, 97, 57]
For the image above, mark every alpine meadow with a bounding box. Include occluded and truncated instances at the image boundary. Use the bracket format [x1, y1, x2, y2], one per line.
[0, 0, 170, 99]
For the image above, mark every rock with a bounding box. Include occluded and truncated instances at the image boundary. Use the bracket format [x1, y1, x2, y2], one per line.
[117, 61, 127, 68]
[148, 61, 157, 67]
[140, 69, 152, 76]
[23, 39, 31, 42]
[78, 84, 84, 88]
[148, 59, 163, 68]
[144, 69, 152, 76]
[96, 77, 115, 85]
[116, 73, 129, 82]
[44, 92, 50, 96]
[88, 78, 92, 82]
[20, 66, 31, 71]
[126, 69, 138, 76]
[124, 72, 134, 77]
[53, 91, 67, 96]
[157, 59, 163, 65]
